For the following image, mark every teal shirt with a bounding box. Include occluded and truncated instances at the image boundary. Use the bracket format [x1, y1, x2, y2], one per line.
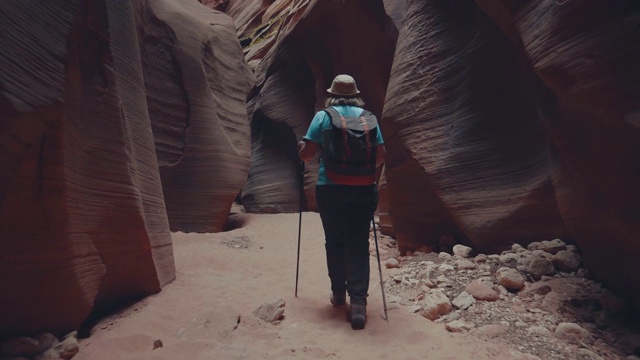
[303, 105, 384, 185]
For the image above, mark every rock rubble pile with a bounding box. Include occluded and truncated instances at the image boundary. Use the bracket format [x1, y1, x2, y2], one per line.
[372, 232, 640, 360]
[0, 331, 79, 360]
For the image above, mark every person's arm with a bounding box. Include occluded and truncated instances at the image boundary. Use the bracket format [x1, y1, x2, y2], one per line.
[299, 110, 326, 162]
[298, 140, 319, 162]
[376, 144, 386, 168]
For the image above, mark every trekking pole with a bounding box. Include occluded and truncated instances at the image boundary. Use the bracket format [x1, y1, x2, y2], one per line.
[372, 218, 389, 321]
[295, 161, 304, 297]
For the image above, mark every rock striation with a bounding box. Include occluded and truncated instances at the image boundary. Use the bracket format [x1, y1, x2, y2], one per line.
[213, 0, 397, 212]
[381, 0, 640, 309]
[142, 0, 255, 232]
[0, 0, 252, 337]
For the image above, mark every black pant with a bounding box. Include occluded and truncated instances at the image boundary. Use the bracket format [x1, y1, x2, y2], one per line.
[315, 184, 379, 306]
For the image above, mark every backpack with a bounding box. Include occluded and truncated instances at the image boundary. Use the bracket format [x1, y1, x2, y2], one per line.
[320, 107, 379, 185]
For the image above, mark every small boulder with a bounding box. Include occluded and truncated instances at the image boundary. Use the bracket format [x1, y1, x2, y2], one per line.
[456, 259, 476, 270]
[499, 253, 520, 267]
[474, 254, 488, 263]
[554, 322, 594, 345]
[527, 326, 552, 337]
[465, 280, 499, 301]
[34, 333, 59, 354]
[452, 244, 473, 258]
[452, 291, 476, 310]
[384, 258, 400, 269]
[253, 299, 286, 323]
[445, 320, 475, 332]
[551, 250, 581, 272]
[525, 258, 555, 280]
[497, 268, 525, 291]
[421, 289, 452, 320]
[540, 239, 567, 254]
[34, 336, 79, 360]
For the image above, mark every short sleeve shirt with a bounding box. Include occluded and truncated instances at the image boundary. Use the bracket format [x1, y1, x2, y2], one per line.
[303, 105, 384, 185]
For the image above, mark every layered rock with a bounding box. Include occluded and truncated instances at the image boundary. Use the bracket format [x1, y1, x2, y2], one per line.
[0, 0, 251, 337]
[216, 0, 397, 212]
[474, 0, 640, 317]
[142, 0, 254, 232]
[383, 0, 567, 254]
[383, 0, 640, 309]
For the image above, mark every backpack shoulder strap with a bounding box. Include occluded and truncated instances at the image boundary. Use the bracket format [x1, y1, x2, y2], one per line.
[323, 107, 342, 122]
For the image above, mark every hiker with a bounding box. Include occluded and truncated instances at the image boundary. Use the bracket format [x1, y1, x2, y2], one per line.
[298, 74, 386, 330]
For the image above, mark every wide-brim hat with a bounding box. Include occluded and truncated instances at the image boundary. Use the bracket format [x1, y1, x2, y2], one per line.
[326, 74, 361, 97]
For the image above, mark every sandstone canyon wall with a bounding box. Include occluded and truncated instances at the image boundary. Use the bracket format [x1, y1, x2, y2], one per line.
[216, 0, 640, 310]
[0, 0, 252, 337]
[216, 0, 398, 212]
[383, 0, 640, 308]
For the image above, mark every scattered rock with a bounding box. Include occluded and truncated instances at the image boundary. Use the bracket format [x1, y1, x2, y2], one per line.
[540, 239, 567, 254]
[527, 326, 552, 337]
[511, 243, 526, 253]
[465, 280, 499, 301]
[385, 258, 400, 269]
[525, 258, 555, 280]
[452, 291, 475, 310]
[34, 336, 79, 360]
[552, 250, 581, 272]
[554, 322, 594, 345]
[377, 231, 634, 360]
[452, 244, 473, 258]
[253, 299, 286, 323]
[33, 333, 58, 354]
[153, 339, 163, 350]
[445, 320, 475, 332]
[497, 268, 525, 291]
[421, 289, 452, 320]
[474, 254, 488, 263]
[456, 259, 477, 270]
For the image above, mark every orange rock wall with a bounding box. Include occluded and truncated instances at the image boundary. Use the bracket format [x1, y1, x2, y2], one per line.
[0, 0, 252, 337]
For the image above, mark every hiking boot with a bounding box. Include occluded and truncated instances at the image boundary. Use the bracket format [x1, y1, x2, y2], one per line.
[330, 292, 346, 306]
[349, 304, 366, 330]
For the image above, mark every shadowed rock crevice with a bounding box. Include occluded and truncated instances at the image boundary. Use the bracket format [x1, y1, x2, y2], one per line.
[242, 110, 303, 213]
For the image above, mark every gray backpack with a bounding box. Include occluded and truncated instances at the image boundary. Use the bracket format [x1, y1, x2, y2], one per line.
[320, 107, 379, 185]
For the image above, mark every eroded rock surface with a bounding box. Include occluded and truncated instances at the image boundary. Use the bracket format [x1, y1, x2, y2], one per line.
[143, 0, 254, 232]
[381, 0, 640, 309]
[0, 0, 251, 337]
[212, 0, 397, 212]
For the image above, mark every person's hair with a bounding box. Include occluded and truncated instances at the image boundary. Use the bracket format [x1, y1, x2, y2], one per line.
[325, 96, 365, 108]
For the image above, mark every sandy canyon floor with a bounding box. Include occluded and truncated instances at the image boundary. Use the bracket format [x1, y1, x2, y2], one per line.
[75, 212, 638, 360]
